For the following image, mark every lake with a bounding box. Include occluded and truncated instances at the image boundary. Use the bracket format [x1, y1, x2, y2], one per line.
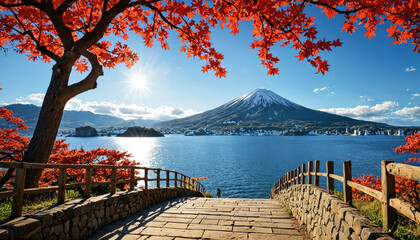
[63, 135, 414, 199]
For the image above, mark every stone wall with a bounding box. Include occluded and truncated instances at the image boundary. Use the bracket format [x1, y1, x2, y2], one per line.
[270, 184, 393, 240]
[0, 188, 203, 240]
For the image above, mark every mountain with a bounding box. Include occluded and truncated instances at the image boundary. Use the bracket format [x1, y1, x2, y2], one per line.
[0, 104, 156, 133]
[154, 88, 386, 131]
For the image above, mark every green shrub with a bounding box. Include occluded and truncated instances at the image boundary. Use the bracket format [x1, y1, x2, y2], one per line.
[203, 192, 213, 198]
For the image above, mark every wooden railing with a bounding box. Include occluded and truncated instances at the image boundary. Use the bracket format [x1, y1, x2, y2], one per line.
[0, 162, 206, 218]
[273, 160, 420, 231]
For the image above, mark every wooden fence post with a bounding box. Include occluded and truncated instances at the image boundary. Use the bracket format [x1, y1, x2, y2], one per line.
[382, 160, 397, 231]
[287, 172, 290, 188]
[110, 168, 117, 194]
[84, 167, 92, 198]
[343, 161, 352, 206]
[283, 175, 286, 189]
[58, 168, 66, 204]
[302, 164, 306, 184]
[297, 166, 301, 184]
[282, 176, 285, 189]
[174, 172, 178, 187]
[294, 169, 297, 184]
[144, 169, 148, 190]
[166, 171, 170, 188]
[130, 167, 135, 190]
[278, 177, 281, 191]
[11, 167, 26, 217]
[291, 171, 293, 186]
[279, 176, 282, 190]
[308, 161, 313, 184]
[314, 160, 320, 186]
[290, 171, 293, 186]
[326, 161, 334, 194]
[156, 169, 161, 188]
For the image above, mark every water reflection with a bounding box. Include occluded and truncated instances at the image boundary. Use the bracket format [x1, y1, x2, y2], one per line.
[111, 137, 160, 167]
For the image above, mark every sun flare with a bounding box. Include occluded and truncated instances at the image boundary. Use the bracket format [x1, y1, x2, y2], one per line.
[127, 69, 151, 93]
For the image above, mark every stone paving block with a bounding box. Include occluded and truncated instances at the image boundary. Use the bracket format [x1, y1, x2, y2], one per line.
[163, 223, 188, 229]
[141, 227, 204, 238]
[218, 220, 234, 226]
[246, 217, 272, 222]
[216, 207, 234, 212]
[139, 221, 167, 228]
[229, 216, 248, 221]
[190, 218, 201, 224]
[272, 228, 302, 235]
[202, 230, 247, 239]
[89, 231, 140, 240]
[146, 236, 174, 240]
[200, 214, 231, 220]
[187, 223, 232, 231]
[156, 217, 192, 223]
[200, 219, 218, 225]
[249, 233, 305, 240]
[120, 225, 146, 234]
[233, 226, 273, 234]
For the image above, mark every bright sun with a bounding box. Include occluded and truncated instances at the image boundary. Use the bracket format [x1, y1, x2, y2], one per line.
[126, 68, 151, 93]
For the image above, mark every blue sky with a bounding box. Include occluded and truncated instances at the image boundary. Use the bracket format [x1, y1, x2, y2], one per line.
[0, 8, 419, 126]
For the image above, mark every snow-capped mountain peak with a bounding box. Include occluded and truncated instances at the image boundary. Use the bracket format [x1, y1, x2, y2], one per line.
[155, 88, 380, 131]
[225, 88, 300, 108]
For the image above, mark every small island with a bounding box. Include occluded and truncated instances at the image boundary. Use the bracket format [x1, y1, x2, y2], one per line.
[117, 126, 164, 137]
[74, 126, 98, 137]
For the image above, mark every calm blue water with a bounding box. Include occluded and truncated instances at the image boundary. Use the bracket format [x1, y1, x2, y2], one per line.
[62, 135, 415, 199]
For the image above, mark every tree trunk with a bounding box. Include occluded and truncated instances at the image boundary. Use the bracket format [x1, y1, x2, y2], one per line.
[22, 65, 69, 189]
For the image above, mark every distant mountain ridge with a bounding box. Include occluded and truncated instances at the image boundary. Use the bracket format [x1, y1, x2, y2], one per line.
[1, 104, 160, 133]
[154, 88, 387, 131]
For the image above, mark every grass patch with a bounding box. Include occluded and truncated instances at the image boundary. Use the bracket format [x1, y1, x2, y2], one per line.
[0, 200, 12, 221]
[353, 199, 383, 226]
[333, 190, 344, 200]
[286, 209, 292, 215]
[203, 192, 213, 198]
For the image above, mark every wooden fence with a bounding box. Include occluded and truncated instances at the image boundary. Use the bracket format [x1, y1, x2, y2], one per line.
[0, 162, 206, 218]
[273, 160, 420, 231]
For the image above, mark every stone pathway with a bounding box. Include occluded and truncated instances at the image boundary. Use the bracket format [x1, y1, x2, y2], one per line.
[89, 197, 308, 239]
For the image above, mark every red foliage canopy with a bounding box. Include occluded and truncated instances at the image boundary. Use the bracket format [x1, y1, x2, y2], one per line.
[0, 0, 419, 76]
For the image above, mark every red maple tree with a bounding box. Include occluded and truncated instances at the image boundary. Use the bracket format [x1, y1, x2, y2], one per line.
[1, 0, 419, 187]
[0, 102, 139, 190]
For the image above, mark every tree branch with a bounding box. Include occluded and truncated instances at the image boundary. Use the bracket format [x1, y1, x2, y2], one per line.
[56, 0, 77, 15]
[308, 0, 373, 15]
[62, 51, 103, 100]
[45, 3, 75, 50]
[0, 168, 15, 190]
[139, 1, 180, 30]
